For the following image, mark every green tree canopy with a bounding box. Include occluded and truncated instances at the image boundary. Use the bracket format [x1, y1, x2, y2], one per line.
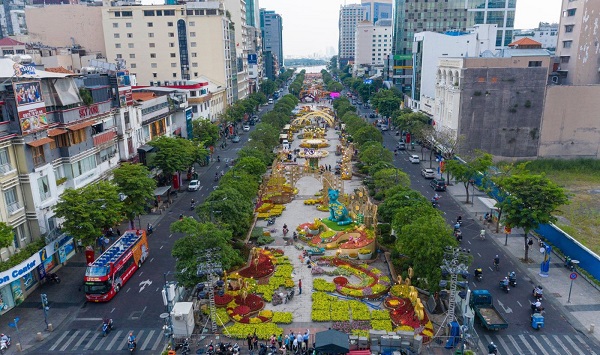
[249, 123, 280, 149]
[353, 125, 383, 148]
[445, 151, 493, 204]
[113, 163, 157, 228]
[149, 136, 195, 178]
[378, 189, 431, 223]
[358, 142, 392, 169]
[371, 89, 402, 118]
[192, 118, 219, 147]
[54, 181, 123, 246]
[0, 222, 14, 249]
[171, 218, 243, 287]
[198, 188, 254, 237]
[260, 79, 277, 97]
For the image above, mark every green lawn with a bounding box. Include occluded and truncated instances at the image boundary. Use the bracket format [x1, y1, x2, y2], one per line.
[523, 159, 600, 255]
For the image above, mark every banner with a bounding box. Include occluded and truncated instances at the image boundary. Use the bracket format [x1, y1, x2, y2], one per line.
[13, 81, 48, 134]
[0, 253, 42, 287]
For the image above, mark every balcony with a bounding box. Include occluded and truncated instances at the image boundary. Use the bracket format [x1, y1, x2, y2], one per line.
[7, 201, 22, 215]
[0, 163, 15, 175]
[93, 128, 117, 147]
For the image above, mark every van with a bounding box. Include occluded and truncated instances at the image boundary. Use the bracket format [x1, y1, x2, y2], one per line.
[282, 139, 290, 150]
[268, 98, 274, 104]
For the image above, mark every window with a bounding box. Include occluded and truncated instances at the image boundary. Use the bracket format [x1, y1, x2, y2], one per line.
[122, 11, 132, 17]
[113, 23, 118, 28]
[189, 21, 195, 26]
[128, 43, 134, 48]
[194, 73, 198, 77]
[565, 25, 574, 33]
[168, 22, 173, 27]
[148, 33, 154, 38]
[32, 146, 45, 166]
[129, 54, 135, 59]
[38, 175, 50, 201]
[144, 10, 155, 16]
[151, 63, 157, 68]
[528, 61, 542, 67]
[170, 53, 176, 57]
[147, 22, 154, 27]
[4, 187, 20, 214]
[191, 53, 197, 57]
[114, 33, 120, 38]
[126, 23, 132, 28]
[150, 53, 156, 58]
[171, 63, 177, 67]
[149, 43, 155, 48]
[64, 156, 96, 180]
[164, 10, 175, 16]
[192, 63, 198, 67]
[173, 73, 177, 78]
[70, 128, 87, 144]
[115, 43, 121, 48]
[169, 43, 175, 47]
[116, 54, 122, 59]
[153, 73, 158, 78]
[156, 10, 162, 16]
[563, 40, 572, 48]
[190, 32, 196, 37]
[131, 63, 137, 68]
[0, 148, 11, 173]
[191, 42, 197, 47]
[168, 32, 175, 37]
[127, 33, 133, 38]
[565, 8, 576, 16]
[114, 11, 121, 17]
[560, 56, 570, 63]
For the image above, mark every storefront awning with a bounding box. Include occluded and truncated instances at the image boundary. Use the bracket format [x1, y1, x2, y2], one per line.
[478, 197, 499, 210]
[47, 128, 68, 137]
[138, 144, 154, 152]
[154, 186, 171, 196]
[67, 120, 95, 131]
[27, 137, 54, 147]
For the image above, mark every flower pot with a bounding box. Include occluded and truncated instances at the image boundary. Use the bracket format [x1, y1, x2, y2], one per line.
[358, 252, 372, 260]
[348, 253, 358, 260]
[308, 228, 320, 235]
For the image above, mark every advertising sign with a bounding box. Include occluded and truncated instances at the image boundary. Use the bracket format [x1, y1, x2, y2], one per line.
[13, 81, 48, 134]
[0, 253, 42, 286]
[186, 108, 193, 139]
[247, 54, 258, 65]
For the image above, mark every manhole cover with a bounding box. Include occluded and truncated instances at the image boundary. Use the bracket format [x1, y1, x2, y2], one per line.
[551, 292, 562, 297]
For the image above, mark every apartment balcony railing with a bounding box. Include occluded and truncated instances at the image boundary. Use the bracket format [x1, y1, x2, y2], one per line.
[7, 201, 22, 215]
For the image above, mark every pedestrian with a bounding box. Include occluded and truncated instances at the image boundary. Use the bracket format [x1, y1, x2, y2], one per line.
[292, 337, 298, 352]
[296, 333, 303, 349]
[247, 334, 253, 350]
[253, 334, 258, 350]
[284, 334, 290, 349]
[270, 334, 276, 348]
[328, 164, 332, 171]
[77, 239, 83, 253]
[298, 279, 302, 295]
[303, 330, 309, 349]
[116, 229, 121, 237]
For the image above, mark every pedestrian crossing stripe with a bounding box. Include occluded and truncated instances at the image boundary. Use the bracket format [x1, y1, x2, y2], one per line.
[481, 333, 598, 355]
[48, 328, 165, 353]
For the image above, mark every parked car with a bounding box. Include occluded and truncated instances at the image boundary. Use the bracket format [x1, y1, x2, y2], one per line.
[430, 178, 447, 191]
[380, 124, 388, 131]
[243, 125, 250, 131]
[231, 135, 241, 143]
[369, 113, 376, 118]
[188, 180, 201, 191]
[421, 168, 435, 179]
[397, 142, 406, 150]
[408, 155, 420, 164]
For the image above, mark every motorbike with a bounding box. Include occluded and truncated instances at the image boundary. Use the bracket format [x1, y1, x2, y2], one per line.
[454, 229, 462, 242]
[48, 272, 61, 284]
[480, 229, 486, 240]
[127, 338, 136, 353]
[508, 272, 517, 287]
[531, 302, 545, 314]
[147, 224, 154, 235]
[533, 286, 543, 300]
[180, 338, 190, 355]
[0, 334, 11, 353]
[266, 217, 276, 226]
[214, 175, 219, 182]
[565, 256, 575, 271]
[499, 279, 510, 293]
[206, 341, 215, 355]
[217, 156, 220, 162]
[474, 268, 483, 282]
[487, 342, 498, 355]
[191, 202, 196, 210]
[102, 319, 113, 337]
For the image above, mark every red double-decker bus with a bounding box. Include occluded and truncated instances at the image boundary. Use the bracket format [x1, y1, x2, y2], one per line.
[84, 230, 149, 302]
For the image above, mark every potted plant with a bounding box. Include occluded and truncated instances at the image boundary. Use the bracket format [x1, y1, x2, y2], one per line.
[358, 248, 372, 260]
[348, 252, 358, 260]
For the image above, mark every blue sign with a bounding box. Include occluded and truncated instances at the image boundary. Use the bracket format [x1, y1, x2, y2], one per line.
[363, 79, 373, 84]
[570, 272, 577, 280]
[247, 54, 258, 65]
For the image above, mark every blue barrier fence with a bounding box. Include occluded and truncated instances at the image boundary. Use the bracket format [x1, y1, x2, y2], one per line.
[535, 224, 600, 281]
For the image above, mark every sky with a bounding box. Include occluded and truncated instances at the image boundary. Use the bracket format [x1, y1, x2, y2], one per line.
[258, 0, 563, 57]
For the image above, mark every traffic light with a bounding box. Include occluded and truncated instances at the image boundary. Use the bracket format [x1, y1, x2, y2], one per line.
[41, 293, 48, 307]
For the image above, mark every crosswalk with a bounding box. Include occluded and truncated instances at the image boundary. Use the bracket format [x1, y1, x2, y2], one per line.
[481, 333, 598, 355]
[44, 328, 165, 353]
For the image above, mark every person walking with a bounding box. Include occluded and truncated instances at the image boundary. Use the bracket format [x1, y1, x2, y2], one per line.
[247, 334, 253, 350]
[298, 279, 302, 295]
[252, 334, 258, 350]
[303, 330, 309, 350]
[278, 334, 283, 348]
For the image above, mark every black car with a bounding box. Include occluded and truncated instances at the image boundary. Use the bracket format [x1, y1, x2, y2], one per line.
[430, 178, 446, 191]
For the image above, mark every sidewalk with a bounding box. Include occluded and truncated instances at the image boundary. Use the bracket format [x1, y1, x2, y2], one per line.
[443, 180, 600, 345]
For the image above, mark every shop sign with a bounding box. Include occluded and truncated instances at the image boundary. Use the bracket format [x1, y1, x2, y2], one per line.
[79, 104, 100, 119]
[0, 253, 41, 286]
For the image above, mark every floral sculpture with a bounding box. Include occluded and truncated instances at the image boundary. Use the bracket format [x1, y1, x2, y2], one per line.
[327, 188, 353, 226]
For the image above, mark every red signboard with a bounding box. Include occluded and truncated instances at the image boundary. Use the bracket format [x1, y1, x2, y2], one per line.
[405, 133, 411, 144]
[79, 104, 100, 119]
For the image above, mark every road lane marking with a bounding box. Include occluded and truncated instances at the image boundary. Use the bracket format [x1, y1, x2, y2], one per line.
[495, 335, 512, 354]
[516, 300, 522, 307]
[49, 331, 70, 351]
[111, 308, 115, 313]
[477, 253, 481, 257]
[505, 335, 524, 354]
[149, 257, 154, 263]
[529, 334, 550, 355]
[105, 330, 124, 351]
[575, 335, 597, 354]
[552, 335, 573, 355]
[59, 330, 80, 351]
[126, 287, 130, 293]
[142, 330, 156, 350]
[160, 245, 164, 249]
[93, 330, 112, 351]
[169, 234, 173, 239]
[151, 330, 164, 350]
[139, 271, 143, 276]
[568, 335, 597, 355]
[74, 318, 104, 321]
[541, 335, 561, 355]
[73, 330, 91, 350]
[518, 334, 537, 354]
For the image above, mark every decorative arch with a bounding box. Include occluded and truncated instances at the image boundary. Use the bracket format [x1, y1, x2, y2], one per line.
[291, 110, 336, 128]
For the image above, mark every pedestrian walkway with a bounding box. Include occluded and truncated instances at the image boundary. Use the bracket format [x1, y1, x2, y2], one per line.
[481, 332, 597, 355]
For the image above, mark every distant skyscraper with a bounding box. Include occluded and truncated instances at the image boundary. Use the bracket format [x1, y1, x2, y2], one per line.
[260, 9, 284, 69]
[390, 0, 516, 92]
[361, 0, 392, 24]
[338, 4, 365, 68]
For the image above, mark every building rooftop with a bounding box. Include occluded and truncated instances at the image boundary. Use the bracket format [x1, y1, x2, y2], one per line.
[132, 92, 157, 102]
[0, 38, 26, 46]
[44, 66, 75, 74]
[497, 48, 551, 57]
[508, 37, 542, 48]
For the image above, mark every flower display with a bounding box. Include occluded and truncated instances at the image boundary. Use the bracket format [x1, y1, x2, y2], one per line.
[313, 278, 336, 292]
[214, 293, 233, 306]
[330, 302, 350, 321]
[272, 312, 293, 324]
[349, 301, 370, 321]
[226, 323, 283, 340]
[333, 276, 349, 287]
[234, 305, 251, 316]
[311, 309, 331, 322]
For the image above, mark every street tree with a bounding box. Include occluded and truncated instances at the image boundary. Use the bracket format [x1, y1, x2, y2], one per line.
[238, 142, 274, 166]
[219, 171, 260, 201]
[233, 156, 268, 178]
[260, 79, 277, 97]
[395, 214, 455, 291]
[444, 150, 493, 204]
[353, 125, 383, 148]
[370, 89, 402, 118]
[378, 189, 431, 223]
[54, 181, 123, 247]
[198, 188, 254, 238]
[488, 162, 528, 233]
[432, 127, 463, 181]
[248, 92, 267, 108]
[191, 118, 219, 147]
[149, 136, 195, 184]
[171, 218, 243, 287]
[249, 123, 280, 148]
[0, 222, 13, 249]
[495, 172, 568, 261]
[113, 163, 157, 229]
[373, 168, 410, 192]
[358, 142, 392, 171]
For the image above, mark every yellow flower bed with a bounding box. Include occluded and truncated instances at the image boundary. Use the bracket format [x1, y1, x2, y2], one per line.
[257, 213, 271, 219]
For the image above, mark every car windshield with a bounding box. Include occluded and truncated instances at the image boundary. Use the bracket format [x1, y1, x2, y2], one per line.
[84, 280, 112, 295]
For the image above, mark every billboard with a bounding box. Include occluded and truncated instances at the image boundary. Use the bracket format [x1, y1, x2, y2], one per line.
[13, 81, 48, 134]
[248, 54, 258, 65]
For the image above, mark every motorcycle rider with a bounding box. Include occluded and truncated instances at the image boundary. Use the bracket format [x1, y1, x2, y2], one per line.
[508, 271, 517, 286]
[493, 255, 500, 270]
[128, 332, 136, 349]
[0, 333, 9, 345]
[474, 268, 483, 281]
[531, 299, 543, 313]
[533, 285, 544, 299]
[480, 229, 486, 239]
[217, 155, 220, 162]
[457, 215, 462, 224]
[488, 342, 498, 354]
[501, 276, 509, 290]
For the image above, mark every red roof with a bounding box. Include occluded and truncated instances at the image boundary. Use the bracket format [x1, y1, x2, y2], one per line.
[0, 38, 26, 46]
[508, 37, 542, 47]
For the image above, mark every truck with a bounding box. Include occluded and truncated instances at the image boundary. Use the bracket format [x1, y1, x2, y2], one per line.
[469, 289, 508, 331]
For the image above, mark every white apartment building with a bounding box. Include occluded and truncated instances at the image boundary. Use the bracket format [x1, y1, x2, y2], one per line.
[338, 4, 365, 68]
[513, 23, 558, 51]
[102, 0, 237, 105]
[411, 24, 497, 113]
[353, 19, 392, 77]
[224, 0, 249, 100]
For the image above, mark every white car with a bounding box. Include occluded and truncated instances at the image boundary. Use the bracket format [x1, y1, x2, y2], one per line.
[421, 168, 435, 179]
[188, 180, 200, 191]
[243, 125, 250, 131]
[380, 124, 388, 131]
[409, 155, 420, 164]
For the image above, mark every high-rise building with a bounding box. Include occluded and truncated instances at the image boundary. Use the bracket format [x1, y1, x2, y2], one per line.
[361, 0, 392, 24]
[101, 1, 238, 105]
[390, 0, 516, 93]
[354, 19, 392, 77]
[224, 0, 249, 100]
[0, 0, 27, 38]
[555, 0, 600, 85]
[338, 4, 365, 69]
[245, 0, 262, 93]
[260, 9, 283, 70]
